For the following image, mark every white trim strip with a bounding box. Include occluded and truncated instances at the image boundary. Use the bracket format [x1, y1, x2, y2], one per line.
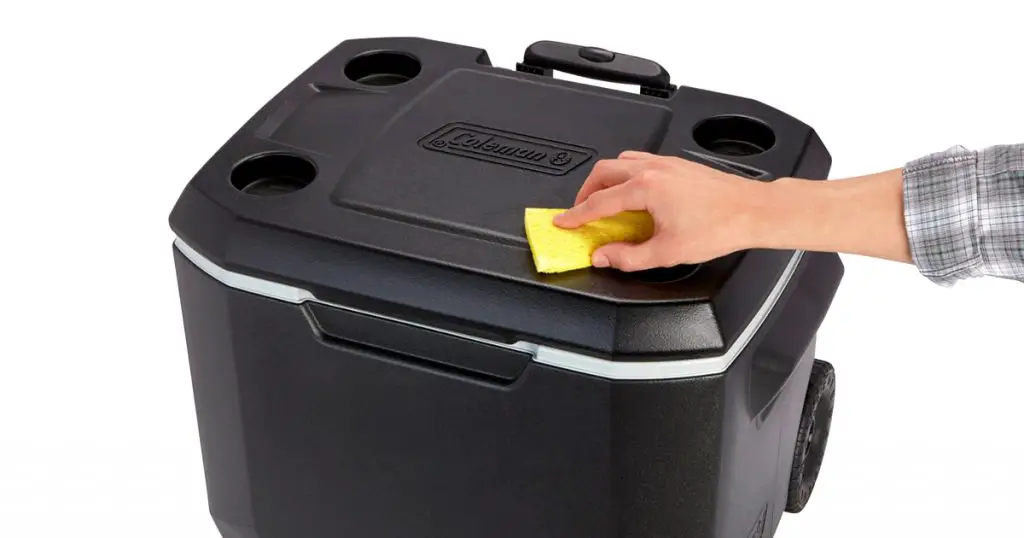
[173, 237, 802, 380]
[175, 240, 315, 304]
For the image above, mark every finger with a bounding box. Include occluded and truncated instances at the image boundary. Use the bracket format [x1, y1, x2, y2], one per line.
[592, 238, 669, 272]
[618, 150, 659, 160]
[574, 158, 647, 206]
[555, 182, 648, 228]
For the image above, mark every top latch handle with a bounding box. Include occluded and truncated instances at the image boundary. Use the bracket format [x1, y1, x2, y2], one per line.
[516, 40, 675, 98]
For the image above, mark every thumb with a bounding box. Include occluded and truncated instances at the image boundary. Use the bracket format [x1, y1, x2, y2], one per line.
[592, 240, 666, 272]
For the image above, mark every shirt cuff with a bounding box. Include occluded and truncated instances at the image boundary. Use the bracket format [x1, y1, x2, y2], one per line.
[902, 145, 982, 286]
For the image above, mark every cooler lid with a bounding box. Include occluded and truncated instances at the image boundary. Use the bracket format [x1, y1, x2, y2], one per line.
[168, 37, 832, 360]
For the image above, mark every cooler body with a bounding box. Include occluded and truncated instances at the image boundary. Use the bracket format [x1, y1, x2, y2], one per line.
[169, 36, 845, 538]
[173, 241, 841, 538]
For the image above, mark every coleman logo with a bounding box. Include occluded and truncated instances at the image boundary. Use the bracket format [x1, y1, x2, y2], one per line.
[420, 123, 595, 175]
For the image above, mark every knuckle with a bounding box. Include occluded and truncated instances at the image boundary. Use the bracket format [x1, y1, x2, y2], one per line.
[584, 190, 612, 211]
[633, 170, 656, 187]
[635, 170, 666, 191]
[670, 158, 698, 173]
[617, 249, 648, 271]
[667, 155, 689, 166]
[650, 157, 675, 169]
[613, 256, 638, 271]
[592, 159, 615, 173]
[587, 188, 609, 203]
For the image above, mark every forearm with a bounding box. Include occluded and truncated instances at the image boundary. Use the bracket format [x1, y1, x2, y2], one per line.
[748, 170, 912, 263]
[744, 144, 1024, 285]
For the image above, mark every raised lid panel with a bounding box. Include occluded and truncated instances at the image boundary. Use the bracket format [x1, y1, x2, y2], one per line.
[329, 69, 672, 246]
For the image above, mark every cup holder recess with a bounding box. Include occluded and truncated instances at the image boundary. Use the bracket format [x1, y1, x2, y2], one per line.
[693, 115, 776, 157]
[344, 50, 422, 86]
[230, 153, 318, 196]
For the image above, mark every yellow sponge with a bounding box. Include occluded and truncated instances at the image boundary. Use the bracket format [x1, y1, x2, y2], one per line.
[523, 208, 655, 273]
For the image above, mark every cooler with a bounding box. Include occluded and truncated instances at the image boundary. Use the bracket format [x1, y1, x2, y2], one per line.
[169, 38, 844, 538]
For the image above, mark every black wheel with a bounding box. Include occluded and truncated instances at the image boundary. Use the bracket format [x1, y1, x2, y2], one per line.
[785, 359, 836, 514]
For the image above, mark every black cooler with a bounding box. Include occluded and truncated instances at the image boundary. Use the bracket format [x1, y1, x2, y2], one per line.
[169, 38, 844, 538]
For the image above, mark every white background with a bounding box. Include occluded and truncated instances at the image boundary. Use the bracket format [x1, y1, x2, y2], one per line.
[3, 1, 1022, 537]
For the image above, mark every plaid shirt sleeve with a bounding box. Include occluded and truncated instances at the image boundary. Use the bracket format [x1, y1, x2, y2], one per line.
[902, 144, 1024, 286]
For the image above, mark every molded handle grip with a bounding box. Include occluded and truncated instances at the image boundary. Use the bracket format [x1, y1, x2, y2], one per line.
[517, 40, 675, 97]
[305, 303, 531, 384]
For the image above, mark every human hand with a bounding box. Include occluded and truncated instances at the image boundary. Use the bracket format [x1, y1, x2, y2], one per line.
[553, 151, 769, 271]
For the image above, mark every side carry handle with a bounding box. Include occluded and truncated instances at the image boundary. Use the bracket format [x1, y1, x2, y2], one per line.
[305, 303, 532, 385]
[516, 40, 675, 98]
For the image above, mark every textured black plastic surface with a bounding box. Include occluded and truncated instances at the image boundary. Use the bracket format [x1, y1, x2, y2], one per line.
[168, 36, 834, 360]
[173, 244, 844, 538]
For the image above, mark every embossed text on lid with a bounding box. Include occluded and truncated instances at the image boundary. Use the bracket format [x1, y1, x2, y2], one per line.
[419, 122, 595, 176]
